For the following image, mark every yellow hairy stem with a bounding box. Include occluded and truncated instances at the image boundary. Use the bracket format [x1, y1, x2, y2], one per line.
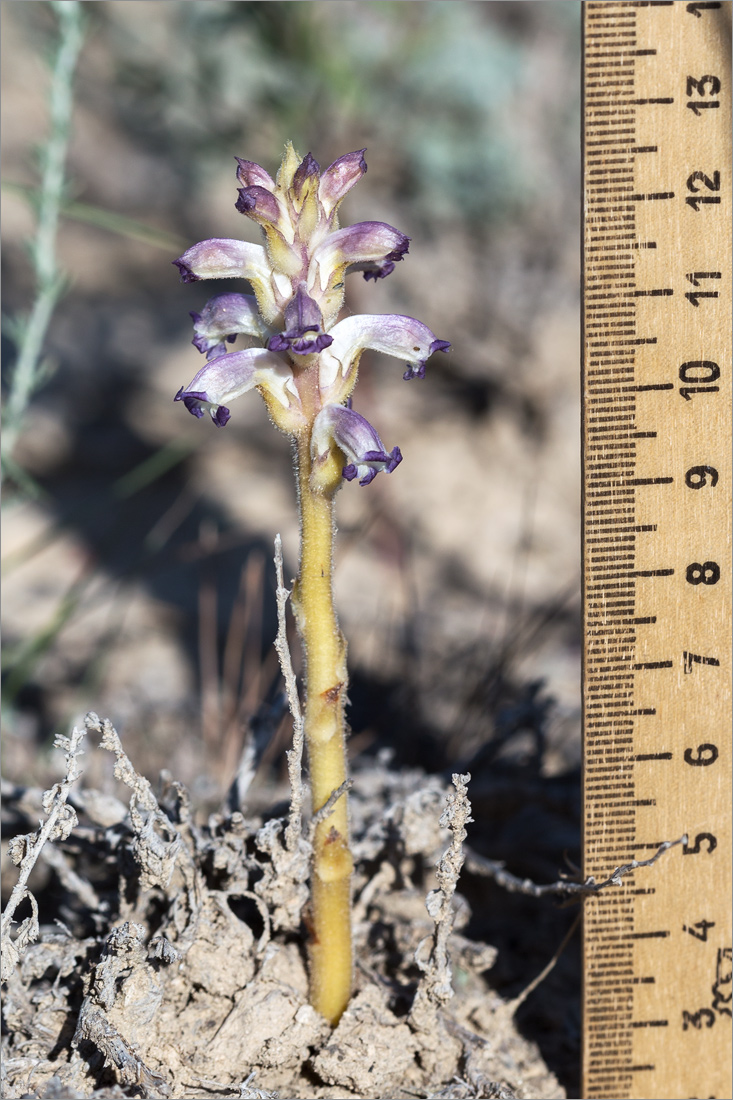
[292, 430, 353, 1026]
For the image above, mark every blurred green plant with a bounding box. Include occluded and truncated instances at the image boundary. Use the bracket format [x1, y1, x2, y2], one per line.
[1, 1, 85, 482]
[0, 2, 197, 730]
[92, 1, 577, 230]
[1, 183, 186, 254]
[1, 1, 187, 497]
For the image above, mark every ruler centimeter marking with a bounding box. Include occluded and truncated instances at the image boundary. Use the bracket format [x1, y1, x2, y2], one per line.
[582, 3, 732, 1099]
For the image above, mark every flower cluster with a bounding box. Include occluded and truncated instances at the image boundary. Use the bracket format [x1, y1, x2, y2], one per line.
[174, 144, 449, 488]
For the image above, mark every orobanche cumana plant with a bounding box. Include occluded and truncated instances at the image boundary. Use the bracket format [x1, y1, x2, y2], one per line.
[173, 144, 449, 1025]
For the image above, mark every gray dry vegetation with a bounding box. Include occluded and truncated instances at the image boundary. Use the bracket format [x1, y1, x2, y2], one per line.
[2, 714, 564, 1100]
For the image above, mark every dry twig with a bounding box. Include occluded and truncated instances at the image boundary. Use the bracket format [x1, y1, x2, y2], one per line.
[464, 835, 687, 901]
[503, 911, 581, 1017]
[309, 778, 353, 836]
[273, 533, 305, 854]
[413, 772, 473, 1011]
[85, 711, 202, 940]
[184, 1071, 280, 1099]
[1, 724, 86, 981]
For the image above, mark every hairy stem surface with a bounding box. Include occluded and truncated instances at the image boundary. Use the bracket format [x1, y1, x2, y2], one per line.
[293, 432, 353, 1025]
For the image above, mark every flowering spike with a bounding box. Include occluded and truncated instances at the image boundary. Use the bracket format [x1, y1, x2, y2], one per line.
[172, 146, 448, 1026]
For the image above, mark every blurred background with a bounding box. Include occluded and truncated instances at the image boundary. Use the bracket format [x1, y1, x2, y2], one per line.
[2, 0, 581, 1087]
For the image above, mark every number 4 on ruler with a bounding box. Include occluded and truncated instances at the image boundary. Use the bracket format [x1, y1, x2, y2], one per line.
[683, 651, 721, 674]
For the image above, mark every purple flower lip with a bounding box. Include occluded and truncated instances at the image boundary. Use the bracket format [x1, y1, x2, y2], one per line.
[174, 385, 206, 416]
[403, 338, 451, 380]
[354, 235, 410, 282]
[191, 330, 236, 356]
[362, 262, 394, 283]
[174, 386, 231, 426]
[355, 236, 409, 281]
[235, 185, 281, 224]
[387, 239, 410, 262]
[235, 190, 257, 215]
[172, 258, 200, 283]
[267, 284, 333, 355]
[268, 330, 334, 355]
[190, 310, 238, 358]
[343, 445, 402, 486]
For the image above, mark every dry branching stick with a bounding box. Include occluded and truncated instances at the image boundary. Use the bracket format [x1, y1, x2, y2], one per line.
[309, 778, 353, 836]
[413, 772, 473, 1017]
[461, 837, 686, 1020]
[184, 1070, 280, 1099]
[84, 711, 203, 941]
[1, 724, 86, 981]
[464, 834, 687, 901]
[273, 532, 305, 854]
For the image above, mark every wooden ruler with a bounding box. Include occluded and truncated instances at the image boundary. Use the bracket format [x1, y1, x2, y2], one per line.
[582, 3, 732, 1098]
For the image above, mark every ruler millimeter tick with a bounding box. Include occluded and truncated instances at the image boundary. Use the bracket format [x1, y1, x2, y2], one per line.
[581, 3, 731, 1099]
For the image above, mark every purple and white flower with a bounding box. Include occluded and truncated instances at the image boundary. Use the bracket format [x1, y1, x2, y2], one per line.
[173, 238, 270, 285]
[319, 314, 450, 400]
[173, 237, 282, 323]
[175, 346, 298, 426]
[266, 286, 333, 356]
[312, 404, 402, 486]
[190, 293, 270, 359]
[308, 222, 409, 296]
[318, 149, 367, 218]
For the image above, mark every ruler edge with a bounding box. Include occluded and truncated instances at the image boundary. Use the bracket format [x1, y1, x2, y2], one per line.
[579, 2, 733, 1097]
